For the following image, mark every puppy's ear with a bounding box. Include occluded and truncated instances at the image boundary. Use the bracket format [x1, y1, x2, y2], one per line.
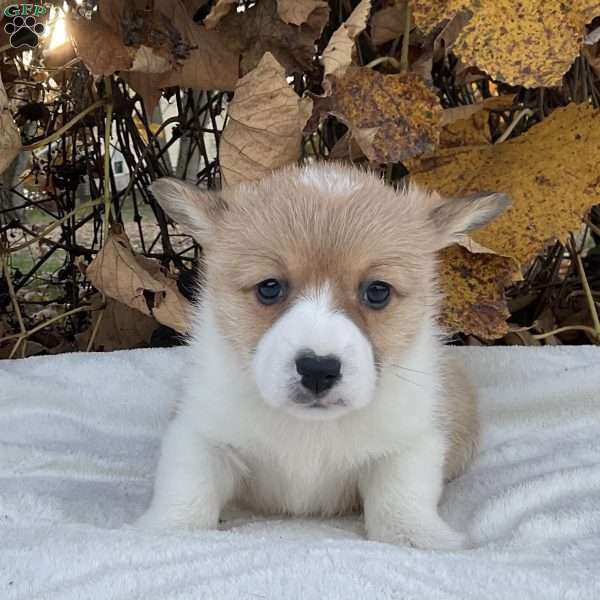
[150, 178, 227, 245]
[428, 191, 511, 249]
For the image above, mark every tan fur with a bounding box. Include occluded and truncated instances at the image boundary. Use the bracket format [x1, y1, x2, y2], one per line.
[152, 163, 506, 487]
[204, 165, 441, 366]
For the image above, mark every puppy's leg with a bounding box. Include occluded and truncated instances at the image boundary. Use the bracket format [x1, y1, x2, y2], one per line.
[360, 434, 466, 550]
[134, 416, 238, 530]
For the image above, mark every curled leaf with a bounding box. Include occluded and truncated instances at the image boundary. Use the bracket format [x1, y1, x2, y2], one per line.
[321, 0, 371, 85]
[86, 226, 190, 333]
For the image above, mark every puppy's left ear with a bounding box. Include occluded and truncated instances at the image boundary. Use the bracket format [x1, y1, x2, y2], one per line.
[150, 178, 228, 246]
[428, 191, 511, 250]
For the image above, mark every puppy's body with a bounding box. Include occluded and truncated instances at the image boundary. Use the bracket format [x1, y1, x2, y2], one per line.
[137, 164, 507, 549]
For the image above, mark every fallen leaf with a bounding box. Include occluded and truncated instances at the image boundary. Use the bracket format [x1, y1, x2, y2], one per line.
[330, 67, 442, 162]
[321, 0, 371, 85]
[218, 0, 329, 76]
[410, 0, 467, 33]
[68, 15, 133, 76]
[409, 103, 600, 268]
[219, 52, 313, 185]
[77, 298, 157, 351]
[453, 0, 596, 87]
[370, 2, 411, 46]
[276, 0, 328, 26]
[439, 244, 517, 339]
[432, 9, 471, 62]
[410, 1, 600, 86]
[0, 74, 22, 176]
[70, 0, 239, 112]
[203, 0, 238, 29]
[86, 225, 190, 333]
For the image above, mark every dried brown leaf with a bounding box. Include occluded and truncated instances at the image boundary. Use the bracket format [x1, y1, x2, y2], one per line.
[370, 2, 410, 46]
[204, 0, 238, 29]
[71, 0, 239, 111]
[321, 0, 371, 84]
[77, 298, 157, 352]
[410, 103, 600, 268]
[218, 0, 328, 76]
[0, 74, 22, 176]
[330, 67, 442, 163]
[439, 244, 517, 339]
[86, 226, 190, 333]
[68, 15, 133, 76]
[220, 53, 313, 185]
[276, 0, 328, 26]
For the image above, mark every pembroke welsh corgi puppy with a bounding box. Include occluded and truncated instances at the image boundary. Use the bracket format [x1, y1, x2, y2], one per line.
[136, 162, 509, 550]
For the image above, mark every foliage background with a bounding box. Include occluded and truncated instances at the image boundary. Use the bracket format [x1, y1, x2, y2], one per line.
[1, 0, 600, 358]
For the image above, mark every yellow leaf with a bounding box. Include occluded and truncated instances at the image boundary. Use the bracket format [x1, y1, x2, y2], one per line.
[409, 103, 600, 268]
[331, 67, 442, 163]
[454, 0, 595, 87]
[219, 52, 313, 186]
[321, 0, 371, 86]
[0, 74, 22, 176]
[410, 0, 467, 33]
[86, 226, 190, 333]
[276, 0, 328, 26]
[439, 244, 518, 339]
[411, 1, 600, 87]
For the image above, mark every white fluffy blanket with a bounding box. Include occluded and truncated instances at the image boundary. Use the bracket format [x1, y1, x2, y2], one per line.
[1, 346, 600, 599]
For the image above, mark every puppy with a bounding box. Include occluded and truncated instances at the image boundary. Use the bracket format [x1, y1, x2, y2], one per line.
[136, 163, 509, 550]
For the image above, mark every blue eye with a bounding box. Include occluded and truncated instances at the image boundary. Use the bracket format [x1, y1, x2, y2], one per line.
[256, 279, 286, 305]
[362, 281, 391, 309]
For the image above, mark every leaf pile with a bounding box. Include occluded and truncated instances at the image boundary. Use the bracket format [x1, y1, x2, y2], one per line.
[2, 0, 600, 356]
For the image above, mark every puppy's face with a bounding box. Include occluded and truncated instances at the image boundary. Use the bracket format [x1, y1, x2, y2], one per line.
[152, 164, 509, 420]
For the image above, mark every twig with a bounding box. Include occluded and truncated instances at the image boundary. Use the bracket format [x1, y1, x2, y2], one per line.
[22, 99, 108, 151]
[0, 249, 27, 357]
[531, 325, 599, 341]
[569, 234, 600, 341]
[495, 108, 534, 143]
[365, 56, 402, 70]
[102, 77, 114, 243]
[7, 197, 104, 253]
[85, 308, 105, 352]
[3, 303, 104, 359]
[400, 4, 411, 74]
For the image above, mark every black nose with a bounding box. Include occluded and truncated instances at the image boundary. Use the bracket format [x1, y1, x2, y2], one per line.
[295, 353, 342, 396]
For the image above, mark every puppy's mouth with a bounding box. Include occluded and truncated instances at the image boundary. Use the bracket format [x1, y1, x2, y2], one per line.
[288, 385, 348, 412]
[301, 398, 347, 410]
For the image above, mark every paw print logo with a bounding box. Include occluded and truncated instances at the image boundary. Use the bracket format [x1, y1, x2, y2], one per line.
[4, 15, 45, 49]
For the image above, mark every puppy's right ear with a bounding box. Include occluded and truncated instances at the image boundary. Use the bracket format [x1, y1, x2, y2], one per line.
[150, 178, 227, 245]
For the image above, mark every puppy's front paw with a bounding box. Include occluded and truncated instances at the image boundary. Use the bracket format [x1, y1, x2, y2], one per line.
[367, 516, 467, 551]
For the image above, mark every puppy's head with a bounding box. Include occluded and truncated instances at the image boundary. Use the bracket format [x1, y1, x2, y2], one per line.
[152, 164, 509, 420]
